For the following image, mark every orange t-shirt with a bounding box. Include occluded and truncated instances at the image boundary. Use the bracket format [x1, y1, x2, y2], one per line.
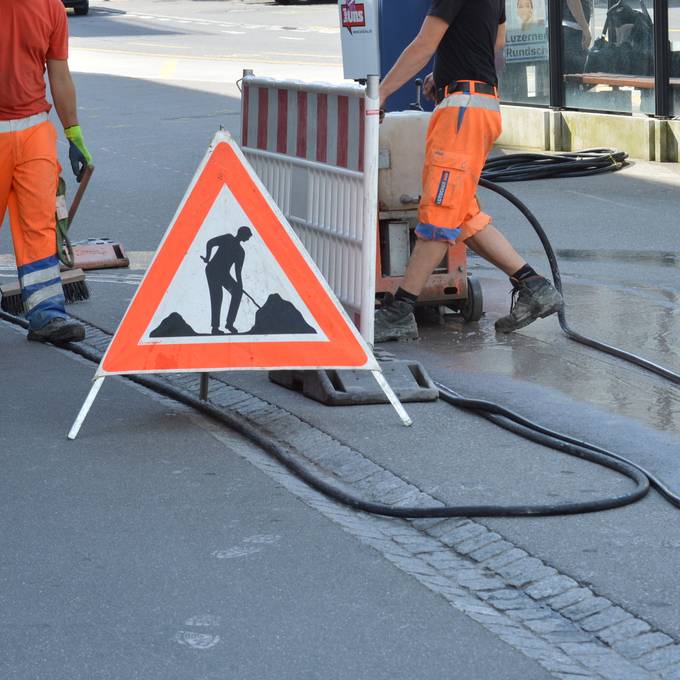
[0, 0, 69, 120]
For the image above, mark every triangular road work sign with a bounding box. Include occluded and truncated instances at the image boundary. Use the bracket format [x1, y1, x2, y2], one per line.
[98, 131, 378, 375]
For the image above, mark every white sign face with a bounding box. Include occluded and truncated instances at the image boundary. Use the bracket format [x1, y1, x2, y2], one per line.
[339, 0, 381, 80]
[144, 185, 325, 345]
[505, 0, 549, 63]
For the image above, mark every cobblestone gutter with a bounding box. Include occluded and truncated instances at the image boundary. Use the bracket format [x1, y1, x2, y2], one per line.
[65, 321, 680, 679]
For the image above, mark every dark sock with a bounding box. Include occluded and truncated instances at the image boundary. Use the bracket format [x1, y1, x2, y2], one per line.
[394, 287, 418, 306]
[511, 264, 538, 282]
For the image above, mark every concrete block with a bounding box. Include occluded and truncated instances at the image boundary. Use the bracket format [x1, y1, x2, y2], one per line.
[666, 119, 680, 163]
[498, 105, 551, 150]
[560, 110, 654, 160]
[614, 632, 674, 659]
[548, 109, 564, 151]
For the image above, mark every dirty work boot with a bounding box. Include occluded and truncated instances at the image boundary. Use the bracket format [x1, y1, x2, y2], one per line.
[495, 276, 563, 333]
[27, 317, 85, 344]
[374, 298, 418, 342]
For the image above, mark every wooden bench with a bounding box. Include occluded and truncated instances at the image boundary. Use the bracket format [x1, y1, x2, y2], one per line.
[565, 72, 680, 90]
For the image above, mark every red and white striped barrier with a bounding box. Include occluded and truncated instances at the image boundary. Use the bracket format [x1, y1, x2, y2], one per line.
[242, 78, 366, 172]
[240, 74, 380, 344]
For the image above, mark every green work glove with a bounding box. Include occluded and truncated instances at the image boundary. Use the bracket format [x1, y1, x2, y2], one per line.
[64, 125, 93, 182]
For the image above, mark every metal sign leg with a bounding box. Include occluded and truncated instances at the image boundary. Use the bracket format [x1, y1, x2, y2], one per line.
[371, 370, 413, 427]
[200, 373, 210, 401]
[67, 376, 105, 440]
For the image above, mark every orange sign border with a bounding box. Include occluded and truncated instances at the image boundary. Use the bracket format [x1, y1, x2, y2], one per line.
[100, 137, 373, 375]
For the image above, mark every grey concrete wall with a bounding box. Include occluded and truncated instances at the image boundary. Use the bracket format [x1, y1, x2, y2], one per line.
[498, 105, 680, 162]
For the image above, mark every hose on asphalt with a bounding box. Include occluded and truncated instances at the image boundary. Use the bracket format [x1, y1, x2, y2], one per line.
[1, 164, 678, 517]
[0, 304, 655, 518]
[482, 149, 629, 182]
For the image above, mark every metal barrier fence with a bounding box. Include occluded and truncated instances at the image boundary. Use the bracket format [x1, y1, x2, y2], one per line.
[240, 73, 380, 344]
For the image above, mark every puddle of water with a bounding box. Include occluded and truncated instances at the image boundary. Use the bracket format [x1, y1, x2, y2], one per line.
[411, 276, 680, 437]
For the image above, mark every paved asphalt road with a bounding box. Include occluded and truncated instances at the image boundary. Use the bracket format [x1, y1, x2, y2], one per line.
[1, 1, 680, 678]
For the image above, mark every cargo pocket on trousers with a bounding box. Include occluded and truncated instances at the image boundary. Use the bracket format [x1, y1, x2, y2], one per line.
[421, 151, 472, 210]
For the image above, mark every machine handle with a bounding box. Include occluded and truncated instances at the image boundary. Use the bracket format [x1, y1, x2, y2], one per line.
[410, 78, 424, 112]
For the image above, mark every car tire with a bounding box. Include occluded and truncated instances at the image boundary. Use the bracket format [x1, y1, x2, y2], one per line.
[74, 1, 89, 15]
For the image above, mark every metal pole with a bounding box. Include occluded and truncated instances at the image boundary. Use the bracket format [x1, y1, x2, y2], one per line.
[653, 0, 670, 118]
[200, 373, 210, 401]
[548, 0, 565, 109]
[359, 74, 380, 346]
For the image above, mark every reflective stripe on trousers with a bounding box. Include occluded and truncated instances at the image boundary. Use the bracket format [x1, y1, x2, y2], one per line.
[0, 118, 65, 330]
[435, 93, 501, 113]
[18, 255, 65, 326]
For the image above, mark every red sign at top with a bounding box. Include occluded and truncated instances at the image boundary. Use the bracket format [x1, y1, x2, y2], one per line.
[341, 1, 366, 33]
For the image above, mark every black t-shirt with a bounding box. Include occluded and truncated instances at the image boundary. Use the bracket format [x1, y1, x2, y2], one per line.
[428, 0, 506, 88]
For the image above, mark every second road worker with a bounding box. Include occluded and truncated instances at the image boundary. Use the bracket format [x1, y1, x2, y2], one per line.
[374, 0, 563, 342]
[0, 0, 92, 343]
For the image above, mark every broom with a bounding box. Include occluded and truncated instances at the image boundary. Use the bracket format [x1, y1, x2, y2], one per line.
[0, 166, 93, 315]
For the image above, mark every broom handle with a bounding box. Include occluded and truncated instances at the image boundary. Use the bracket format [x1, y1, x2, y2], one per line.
[68, 165, 94, 225]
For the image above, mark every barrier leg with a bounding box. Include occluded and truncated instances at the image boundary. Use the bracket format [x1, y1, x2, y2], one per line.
[67, 376, 105, 440]
[372, 370, 413, 427]
[359, 74, 381, 346]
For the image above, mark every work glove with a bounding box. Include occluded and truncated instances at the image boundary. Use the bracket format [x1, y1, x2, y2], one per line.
[64, 125, 93, 182]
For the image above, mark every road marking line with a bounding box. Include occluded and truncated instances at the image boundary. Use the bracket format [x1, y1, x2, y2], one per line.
[127, 42, 190, 49]
[71, 46, 341, 65]
[109, 11, 339, 34]
[159, 58, 178, 78]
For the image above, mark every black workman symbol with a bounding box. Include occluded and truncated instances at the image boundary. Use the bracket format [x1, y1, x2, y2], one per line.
[201, 226, 253, 335]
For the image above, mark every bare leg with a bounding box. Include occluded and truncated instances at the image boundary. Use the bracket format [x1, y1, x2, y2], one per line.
[400, 239, 449, 296]
[464, 224, 525, 277]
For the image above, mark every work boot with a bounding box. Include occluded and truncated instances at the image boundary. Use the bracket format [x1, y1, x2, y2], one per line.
[495, 276, 563, 334]
[27, 317, 85, 344]
[374, 298, 418, 343]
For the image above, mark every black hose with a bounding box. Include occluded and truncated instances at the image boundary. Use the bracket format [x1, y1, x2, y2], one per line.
[2, 162, 678, 517]
[478, 178, 680, 386]
[0, 307, 669, 519]
[482, 149, 628, 183]
[437, 384, 680, 510]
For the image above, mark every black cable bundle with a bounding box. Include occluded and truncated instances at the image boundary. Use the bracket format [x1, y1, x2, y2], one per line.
[482, 149, 628, 182]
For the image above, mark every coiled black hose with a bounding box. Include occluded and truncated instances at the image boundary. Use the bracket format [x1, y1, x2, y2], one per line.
[478, 178, 680, 386]
[482, 149, 629, 182]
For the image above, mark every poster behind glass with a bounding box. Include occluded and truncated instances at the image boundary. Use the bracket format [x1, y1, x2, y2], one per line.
[498, 0, 550, 105]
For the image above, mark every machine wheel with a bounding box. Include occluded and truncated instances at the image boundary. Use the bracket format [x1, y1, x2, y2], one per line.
[460, 276, 484, 322]
[74, 2, 89, 15]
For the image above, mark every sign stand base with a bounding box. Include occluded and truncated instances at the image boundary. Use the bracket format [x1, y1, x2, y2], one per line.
[67, 368, 412, 440]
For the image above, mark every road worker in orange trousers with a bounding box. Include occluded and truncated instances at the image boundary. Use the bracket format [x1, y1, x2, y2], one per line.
[0, 0, 91, 343]
[374, 0, 563, 342]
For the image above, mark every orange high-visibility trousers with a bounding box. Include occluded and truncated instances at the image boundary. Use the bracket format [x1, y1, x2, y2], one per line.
[416, 89, 502, 244]
[0, 115, 65, 330]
